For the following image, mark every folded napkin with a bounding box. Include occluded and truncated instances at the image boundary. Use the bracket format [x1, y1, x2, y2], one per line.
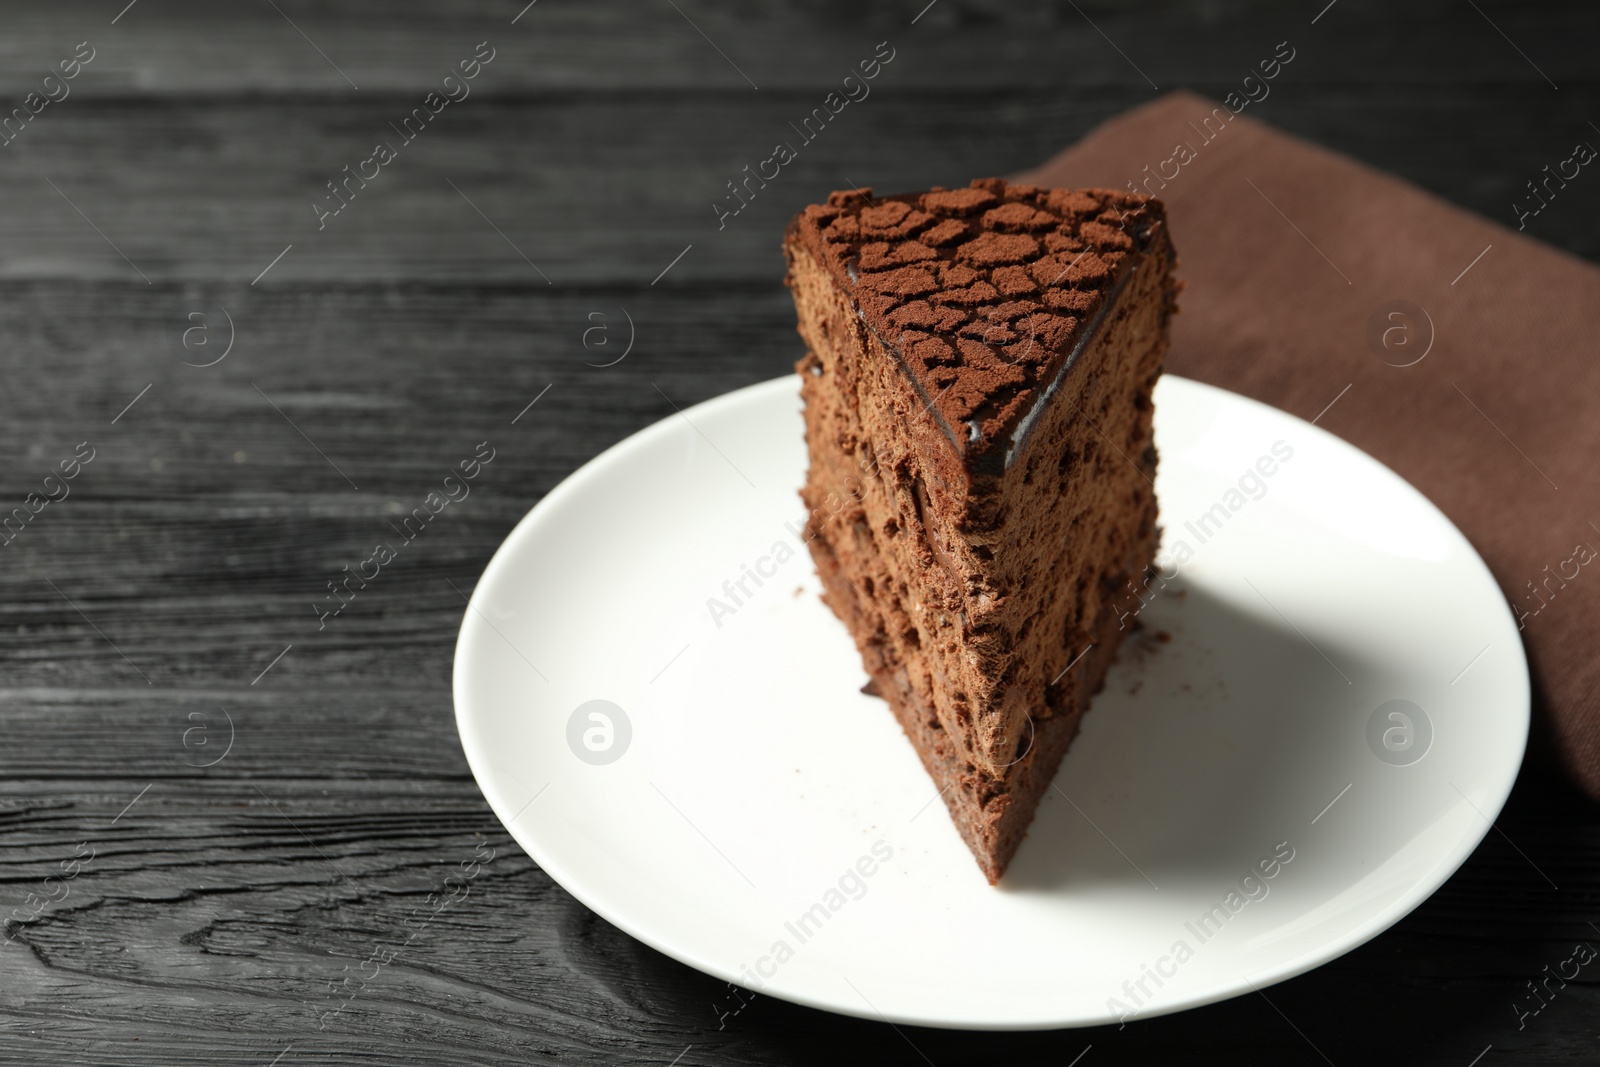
[1016, 90, 1600, 799]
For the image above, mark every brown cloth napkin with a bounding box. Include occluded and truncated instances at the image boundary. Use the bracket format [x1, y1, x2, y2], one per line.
[1016, 90, 1600, 799]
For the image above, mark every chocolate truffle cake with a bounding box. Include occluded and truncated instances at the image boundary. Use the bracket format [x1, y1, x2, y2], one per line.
[784, 178, 1175, 883]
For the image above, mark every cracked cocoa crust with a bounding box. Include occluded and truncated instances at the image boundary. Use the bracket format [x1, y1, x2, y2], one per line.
[786, 177, 1169, 475]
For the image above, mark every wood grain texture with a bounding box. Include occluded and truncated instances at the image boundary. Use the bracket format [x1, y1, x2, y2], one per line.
[0, 0, 1595, 1063]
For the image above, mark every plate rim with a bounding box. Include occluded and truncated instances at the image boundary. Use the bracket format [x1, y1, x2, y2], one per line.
[453, 373, 1530, 1030]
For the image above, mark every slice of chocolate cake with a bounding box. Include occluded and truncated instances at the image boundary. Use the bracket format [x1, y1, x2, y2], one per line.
[784, 178, 1175, 883]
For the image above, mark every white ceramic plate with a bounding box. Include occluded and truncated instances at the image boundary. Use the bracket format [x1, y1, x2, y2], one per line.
[453, 374, 1527, 1030]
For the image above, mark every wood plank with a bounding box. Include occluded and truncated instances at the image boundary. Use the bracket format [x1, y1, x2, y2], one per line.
[0, 282, 797, 691]
[0, 86, 1593, 288]
[0, 777, 1588, 1064]
[0, 0, 1590, 96]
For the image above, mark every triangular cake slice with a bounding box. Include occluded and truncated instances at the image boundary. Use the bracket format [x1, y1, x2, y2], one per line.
[784, 178, 1175, 883]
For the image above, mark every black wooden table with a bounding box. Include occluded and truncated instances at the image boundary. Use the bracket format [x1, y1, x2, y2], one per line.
[1, 2, 1595, 1063]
